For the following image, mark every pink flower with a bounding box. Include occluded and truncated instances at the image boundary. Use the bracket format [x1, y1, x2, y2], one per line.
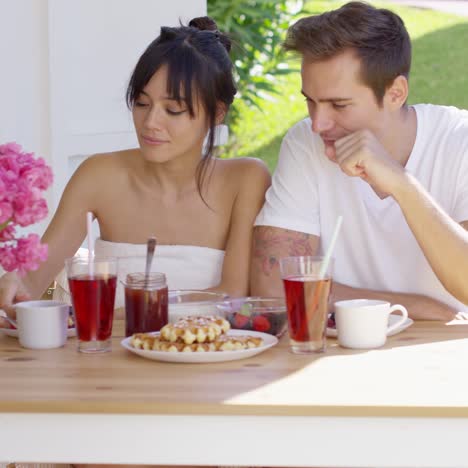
[0, 201, 13, 224]
[13, 195, 48, 226]
[22, 162, 53, 191]
[0, 224, 15, 241]
[0, 142, 22, 155]
[14, 234, 49, 275]
[0, 245, 17, 272]
[0, 232, 49, 277]
[0, 142, 53, 275]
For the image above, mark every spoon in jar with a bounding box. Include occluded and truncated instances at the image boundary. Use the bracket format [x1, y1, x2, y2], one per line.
[144, 236, 157, 288]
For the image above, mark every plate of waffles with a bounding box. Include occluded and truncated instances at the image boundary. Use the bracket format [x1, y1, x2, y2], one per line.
[121, 329, 278, 363]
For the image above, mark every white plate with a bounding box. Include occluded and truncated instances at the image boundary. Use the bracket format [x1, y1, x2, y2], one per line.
[326, 314, 414, 338]
[121, 329, 278, 363]
[0, 327, 77, 338]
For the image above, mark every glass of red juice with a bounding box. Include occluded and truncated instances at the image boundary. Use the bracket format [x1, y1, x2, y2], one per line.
[124, 272, 168, 336]
[279, 256, 333, 354]
[66, 256, 118, 353]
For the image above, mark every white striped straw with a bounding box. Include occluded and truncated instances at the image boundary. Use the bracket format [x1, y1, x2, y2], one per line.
[318, 215, 343, 279]
[86, 211, 94, 276]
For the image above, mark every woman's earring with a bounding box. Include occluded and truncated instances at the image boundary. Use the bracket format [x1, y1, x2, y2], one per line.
[214, 124, 229, 146]
[203, 124, 229, 153]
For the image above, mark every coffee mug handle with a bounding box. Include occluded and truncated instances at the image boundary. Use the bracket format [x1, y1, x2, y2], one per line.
[386, 304, 408, 334]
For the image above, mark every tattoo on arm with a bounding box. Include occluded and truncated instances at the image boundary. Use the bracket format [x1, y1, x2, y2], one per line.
[253, 227, 316, 276]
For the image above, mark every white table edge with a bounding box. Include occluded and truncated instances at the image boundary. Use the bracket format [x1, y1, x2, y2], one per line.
[1, 413, 467, 467]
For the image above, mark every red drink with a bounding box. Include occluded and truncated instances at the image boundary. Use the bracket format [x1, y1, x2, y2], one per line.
[124, 272, 168, 337]
[68, 274, 117, 342]
[124, 286, 168, 336]
[283, 276, 332, 344]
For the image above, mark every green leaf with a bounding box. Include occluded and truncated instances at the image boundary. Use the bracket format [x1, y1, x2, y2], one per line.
[0, 220, 11, 232]
[208, 0, 307, 130]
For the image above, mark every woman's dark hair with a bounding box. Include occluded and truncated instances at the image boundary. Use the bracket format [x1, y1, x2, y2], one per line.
[126, 16, 236, 197]
[284, 1, 411, 104]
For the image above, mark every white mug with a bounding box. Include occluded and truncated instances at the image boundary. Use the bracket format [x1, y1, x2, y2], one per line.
[334, 299, 408, 349]
[16, 300, 69, 349]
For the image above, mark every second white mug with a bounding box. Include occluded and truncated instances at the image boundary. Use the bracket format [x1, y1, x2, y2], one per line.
[334, 299, 408, 349]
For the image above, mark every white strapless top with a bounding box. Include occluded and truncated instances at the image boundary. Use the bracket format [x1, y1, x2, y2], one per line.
[54, 238, 225, 308]
[95, 238, 224, 291]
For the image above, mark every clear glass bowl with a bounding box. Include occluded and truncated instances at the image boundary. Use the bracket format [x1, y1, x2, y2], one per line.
[216, 297, 287, 337]
[168, 290, 228, 323]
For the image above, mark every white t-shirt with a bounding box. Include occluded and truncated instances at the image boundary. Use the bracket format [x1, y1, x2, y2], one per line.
[255, 104, 468, 311]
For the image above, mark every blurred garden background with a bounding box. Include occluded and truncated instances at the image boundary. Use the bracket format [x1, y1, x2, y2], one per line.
[208, 0, 468, 171]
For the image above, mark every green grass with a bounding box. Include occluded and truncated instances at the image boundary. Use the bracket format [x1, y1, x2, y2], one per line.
[227, 1, 468, 171]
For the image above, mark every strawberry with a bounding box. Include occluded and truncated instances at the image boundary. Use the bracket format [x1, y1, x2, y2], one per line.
[233, 313, 250, 329]
[253, 314, 270, 332]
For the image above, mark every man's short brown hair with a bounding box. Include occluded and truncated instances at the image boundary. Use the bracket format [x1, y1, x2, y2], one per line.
[284, 1, 411, 103]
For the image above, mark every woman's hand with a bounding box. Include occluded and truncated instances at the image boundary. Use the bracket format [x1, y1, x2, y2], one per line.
[0, 272, 31, 323]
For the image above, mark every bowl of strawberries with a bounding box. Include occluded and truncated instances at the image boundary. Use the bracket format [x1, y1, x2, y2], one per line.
[216, 297, 287, 337]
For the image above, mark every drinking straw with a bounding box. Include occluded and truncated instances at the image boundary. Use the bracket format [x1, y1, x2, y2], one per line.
[305, 215, 343, 324]
[86, 211, 94, 277]
[319, 215, 343, 280]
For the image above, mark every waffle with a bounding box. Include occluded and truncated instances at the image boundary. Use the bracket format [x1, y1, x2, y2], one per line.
[159, 315, 230, 344]
[214, 334, 264, 351]
[130, 332, 263, 352]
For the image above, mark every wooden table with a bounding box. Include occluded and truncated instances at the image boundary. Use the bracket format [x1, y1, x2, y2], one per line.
[1, 318, 468, 467]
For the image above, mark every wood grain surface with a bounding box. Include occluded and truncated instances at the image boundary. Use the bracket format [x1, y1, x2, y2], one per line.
[1, 316, 468, 417]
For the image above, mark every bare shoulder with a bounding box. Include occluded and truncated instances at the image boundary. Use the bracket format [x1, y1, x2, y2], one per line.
[60, 149, 139, 206]
[69, 149, 139, 190]
[217, 156, 270, 173]
[216, 156, 271, 187]
[76, 149, 137, 175]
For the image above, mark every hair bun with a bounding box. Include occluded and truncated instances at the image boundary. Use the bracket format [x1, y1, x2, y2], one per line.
[189, 16, 232, 53]
[189, 16, 218, 32]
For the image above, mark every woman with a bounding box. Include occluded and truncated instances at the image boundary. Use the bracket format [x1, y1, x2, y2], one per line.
[0, 16, 271, 319]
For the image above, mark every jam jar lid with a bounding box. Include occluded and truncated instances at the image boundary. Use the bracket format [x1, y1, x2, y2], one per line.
[124, 272, 167, 290]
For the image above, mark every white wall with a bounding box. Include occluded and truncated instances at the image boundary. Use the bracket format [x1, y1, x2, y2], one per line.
[0, 0, 51, 232]
[0, 0, 206, 236]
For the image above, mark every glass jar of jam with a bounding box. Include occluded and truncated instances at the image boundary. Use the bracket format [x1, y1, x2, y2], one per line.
[124, 272, 168, 337]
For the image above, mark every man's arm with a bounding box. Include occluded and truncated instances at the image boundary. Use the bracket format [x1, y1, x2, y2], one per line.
[333, 129, 468, 306]
[250, 226, 319, 297]
[332, 282, 456, 321]
[250, 225, 457, 320]
[393, 175, 468, 305]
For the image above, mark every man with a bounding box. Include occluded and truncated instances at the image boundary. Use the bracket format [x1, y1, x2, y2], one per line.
[251, 1, 468, 320]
